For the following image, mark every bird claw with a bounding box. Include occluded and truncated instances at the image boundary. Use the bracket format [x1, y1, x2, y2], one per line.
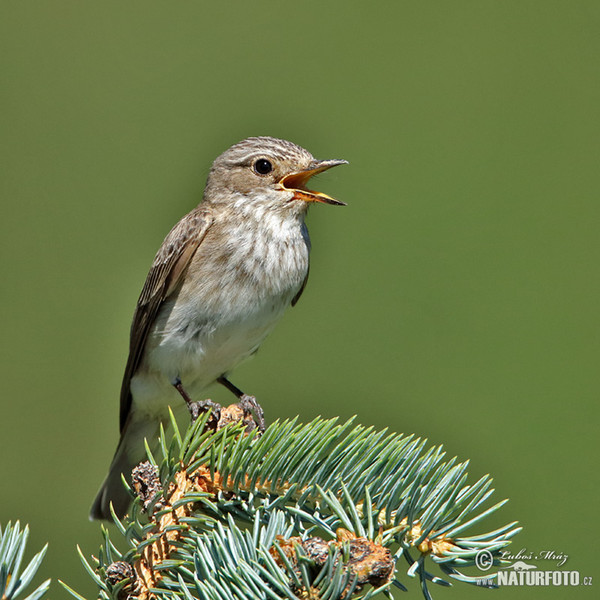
[187, 398, 222, 425]
[238, 395, 266, 433]
[186, 394, 265, 435]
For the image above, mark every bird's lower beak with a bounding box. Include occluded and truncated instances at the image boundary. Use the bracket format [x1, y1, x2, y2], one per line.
[279, 159, 348, 205]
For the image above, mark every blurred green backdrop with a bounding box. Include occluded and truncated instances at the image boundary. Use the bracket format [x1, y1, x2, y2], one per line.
[1, 1, 598, 598]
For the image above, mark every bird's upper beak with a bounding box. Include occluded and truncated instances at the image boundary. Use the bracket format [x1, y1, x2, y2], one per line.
[279, 159, 348, 205]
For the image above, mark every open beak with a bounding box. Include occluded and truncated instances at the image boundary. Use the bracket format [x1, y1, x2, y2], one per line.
[279, 159, 348, 205]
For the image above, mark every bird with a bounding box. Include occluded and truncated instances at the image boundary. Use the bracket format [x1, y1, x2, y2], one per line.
[90, 136, 347, 520]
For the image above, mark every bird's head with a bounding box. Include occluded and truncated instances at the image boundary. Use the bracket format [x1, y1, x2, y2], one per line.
[204, 136, 347, 212]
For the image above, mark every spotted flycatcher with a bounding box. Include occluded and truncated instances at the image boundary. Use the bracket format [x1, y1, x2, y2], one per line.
[90, 136, 347, 520]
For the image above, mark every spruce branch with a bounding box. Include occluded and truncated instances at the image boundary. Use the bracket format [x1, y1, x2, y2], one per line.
[0, 521, 50, 600]
[73, 405, 521, 600]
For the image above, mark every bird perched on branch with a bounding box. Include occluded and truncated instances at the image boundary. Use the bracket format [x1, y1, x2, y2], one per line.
[90, 136, 347, 520]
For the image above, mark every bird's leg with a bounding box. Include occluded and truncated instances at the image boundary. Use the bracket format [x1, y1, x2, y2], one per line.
[172, 377, 221, 423]
[172, 377, 193, 403]
[217, 376, 245, 398]
[217, 376, 266, 432]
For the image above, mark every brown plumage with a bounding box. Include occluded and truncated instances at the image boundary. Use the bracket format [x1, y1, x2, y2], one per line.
[91, 137, 347, 520]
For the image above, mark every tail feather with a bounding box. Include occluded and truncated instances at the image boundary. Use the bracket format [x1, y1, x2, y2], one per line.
[90, 417, 160, 521]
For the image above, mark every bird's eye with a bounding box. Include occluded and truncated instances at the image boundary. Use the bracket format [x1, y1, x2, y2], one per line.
[254, 158, 273, 175]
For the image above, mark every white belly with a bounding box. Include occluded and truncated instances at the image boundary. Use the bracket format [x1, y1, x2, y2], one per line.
[152, 292, 291, 389]
[130, 208, 310, 414]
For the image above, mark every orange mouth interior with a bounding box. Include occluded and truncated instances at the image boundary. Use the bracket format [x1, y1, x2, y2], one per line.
[279, 169, 346, 205]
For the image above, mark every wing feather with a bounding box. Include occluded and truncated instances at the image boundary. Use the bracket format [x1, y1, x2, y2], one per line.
[291, 267, 309, 306]
[118, 206, 213, 431]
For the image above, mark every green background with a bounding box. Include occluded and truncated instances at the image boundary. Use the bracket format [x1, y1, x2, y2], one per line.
[1, 1, 598, 598]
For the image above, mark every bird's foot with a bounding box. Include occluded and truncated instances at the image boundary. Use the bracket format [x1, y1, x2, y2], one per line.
[187, 398, 222, 426]
[237, 395, 266, 433]
[211, 396, 266, 434]
[215, 377, 266, 433]
[173, 377, 222, 425]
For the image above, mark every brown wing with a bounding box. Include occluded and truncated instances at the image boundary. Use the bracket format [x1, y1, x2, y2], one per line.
[119, 206, 213, 431]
